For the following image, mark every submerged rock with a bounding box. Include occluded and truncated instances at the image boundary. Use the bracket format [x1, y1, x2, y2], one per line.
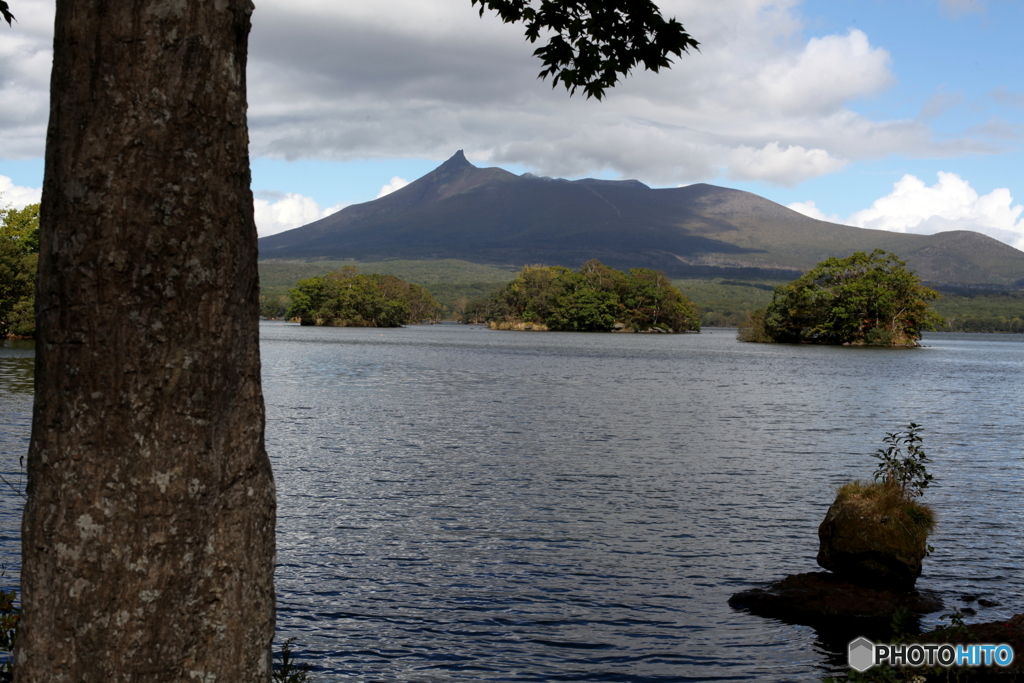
[729, 572, 943, 624]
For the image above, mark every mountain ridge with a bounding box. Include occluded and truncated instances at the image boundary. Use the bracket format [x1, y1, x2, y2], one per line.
[258, 151, 1024, 287]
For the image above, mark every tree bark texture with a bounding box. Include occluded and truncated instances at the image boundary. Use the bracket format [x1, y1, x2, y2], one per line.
[17, 1, 275, 680]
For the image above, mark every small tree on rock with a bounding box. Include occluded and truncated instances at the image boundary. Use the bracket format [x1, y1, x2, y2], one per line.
[817, 423, 936, 591]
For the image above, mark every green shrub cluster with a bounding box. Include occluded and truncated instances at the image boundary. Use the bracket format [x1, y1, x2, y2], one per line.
[287, 266, 441, 327]
[464, 259, 700, 332]
[0, 203, 40, 339]
[871, 422, 934, 499]
[738, 250, 942, 346]
[259, 294, 291, 320]
[736, 308, 773, 342]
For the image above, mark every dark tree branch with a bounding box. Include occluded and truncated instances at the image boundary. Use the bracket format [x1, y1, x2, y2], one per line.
[471, 0, 698, 99]
[1, 0, 15, 26]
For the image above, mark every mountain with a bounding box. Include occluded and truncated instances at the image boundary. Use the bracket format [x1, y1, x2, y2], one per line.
[258, 151, 1024, 287]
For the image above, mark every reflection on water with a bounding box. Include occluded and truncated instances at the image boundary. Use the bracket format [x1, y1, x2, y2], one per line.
[1, 328, 1022, 681]
[261, 324, 1023, 682]
[0, 340, 34, 396]
[0, 340, 33, 589]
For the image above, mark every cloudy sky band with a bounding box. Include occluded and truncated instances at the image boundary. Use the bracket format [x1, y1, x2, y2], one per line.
[1, 0, 1022, 248]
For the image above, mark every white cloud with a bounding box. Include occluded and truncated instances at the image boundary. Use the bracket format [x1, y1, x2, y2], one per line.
[787, 200, 840, 223]
[0, 0, 1008, 189]
[0, 175, 42, 209]
[238, 0, 935, 186]
[726, 142, 846, 186]
[848, 172, 1024, 249]
[253, 192, 346, 237]
[753, 30, 893, 116]
[376, 176, 409, 198]
[0, 0, 55, 159]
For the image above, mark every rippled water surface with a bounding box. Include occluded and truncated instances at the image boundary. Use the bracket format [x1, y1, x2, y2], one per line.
[0, 340, 32, 587]
[260, 324, 1023, 681]
[2, 327, 1022, 681]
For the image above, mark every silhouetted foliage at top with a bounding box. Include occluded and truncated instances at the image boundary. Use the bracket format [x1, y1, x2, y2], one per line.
[472, 0, 699, 100]
[4, 0, 696, 98]
[466, 259, 700, 332]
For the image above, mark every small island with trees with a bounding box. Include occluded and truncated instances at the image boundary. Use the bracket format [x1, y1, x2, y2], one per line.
[463, 260, 701, 333]
[738, 250, 943, 347]
[286, 266, 442, 327]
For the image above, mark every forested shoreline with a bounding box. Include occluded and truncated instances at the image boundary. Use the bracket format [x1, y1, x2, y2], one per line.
[6, 219, 1023, 338]
[256, 259, 1023, 334]
[937, 318, 1024, 333]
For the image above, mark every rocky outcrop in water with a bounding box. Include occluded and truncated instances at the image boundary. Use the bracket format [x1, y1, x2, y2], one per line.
[731, 479, 939, 625]
[728, 571, 942, 623]
[816, 492, 928, 592]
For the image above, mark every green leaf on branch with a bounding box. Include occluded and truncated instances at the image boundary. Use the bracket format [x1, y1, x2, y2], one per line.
[871, 422, 934, 499]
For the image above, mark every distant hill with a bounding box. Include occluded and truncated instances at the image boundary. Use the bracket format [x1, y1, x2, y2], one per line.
[259, 151, 1024, 287]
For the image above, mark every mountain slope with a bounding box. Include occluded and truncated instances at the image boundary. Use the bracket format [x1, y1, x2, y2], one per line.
[258, 151, 1024, 286]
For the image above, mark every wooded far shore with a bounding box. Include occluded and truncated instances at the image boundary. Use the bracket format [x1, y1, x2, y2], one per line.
[257, 258, 1024, 334]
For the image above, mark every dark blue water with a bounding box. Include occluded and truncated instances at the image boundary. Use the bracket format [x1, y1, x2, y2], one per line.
[0, 339, 31, 590]
[3, 327, 1023, 681]
[259, 324, 1024, 681]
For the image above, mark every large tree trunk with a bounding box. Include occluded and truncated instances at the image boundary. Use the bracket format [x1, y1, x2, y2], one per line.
[16, 1, 276, 680]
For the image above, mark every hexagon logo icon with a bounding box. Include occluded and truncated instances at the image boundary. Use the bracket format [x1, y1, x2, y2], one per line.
[848, 637, 875, 672]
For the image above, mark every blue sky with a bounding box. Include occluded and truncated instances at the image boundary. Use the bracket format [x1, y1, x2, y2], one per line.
[1, 0, 1022, 247]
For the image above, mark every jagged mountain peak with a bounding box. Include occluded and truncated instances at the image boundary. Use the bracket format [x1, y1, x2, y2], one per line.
[258, 152, 1024, 286]
[441, 149, 473, 169]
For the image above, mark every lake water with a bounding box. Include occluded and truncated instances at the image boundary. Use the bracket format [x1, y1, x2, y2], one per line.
[2, 325, 1023, 681]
